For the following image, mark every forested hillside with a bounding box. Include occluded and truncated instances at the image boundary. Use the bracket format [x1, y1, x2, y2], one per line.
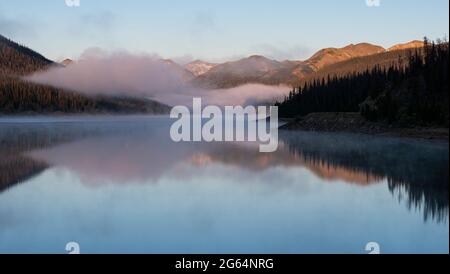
[0, 76, 170, 114]
[277, 39, 449, 127]
[0, 34, 54, 76]
[0, 34, 170, 115]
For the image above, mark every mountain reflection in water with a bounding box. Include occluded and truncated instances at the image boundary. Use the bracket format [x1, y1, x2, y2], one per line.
[280, 132, 449, 223]
[0, 117, 448, 253]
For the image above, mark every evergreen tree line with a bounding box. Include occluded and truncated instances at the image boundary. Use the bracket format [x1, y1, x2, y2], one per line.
[276, 38, 449, 127]
[1, 34, 169, 114]
[0, 34, 54, 76]
[0, 76, 170, 114]
[0, 76, 95, 113]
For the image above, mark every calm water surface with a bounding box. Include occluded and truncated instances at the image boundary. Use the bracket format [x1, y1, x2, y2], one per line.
[0, 116, 448, 254]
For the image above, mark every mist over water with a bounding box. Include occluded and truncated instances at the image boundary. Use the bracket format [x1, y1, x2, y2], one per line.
[0, 117, 448, 254]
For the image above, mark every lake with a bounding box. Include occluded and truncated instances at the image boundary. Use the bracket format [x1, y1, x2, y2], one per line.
[0, 116, 448, 254]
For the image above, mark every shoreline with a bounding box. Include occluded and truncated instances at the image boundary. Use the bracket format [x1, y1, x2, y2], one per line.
[280, 112, 449, 142]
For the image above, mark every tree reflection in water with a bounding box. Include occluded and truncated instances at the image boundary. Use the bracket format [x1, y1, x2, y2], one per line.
[280, 131, 449, 223]
[0, 120, 448, 224]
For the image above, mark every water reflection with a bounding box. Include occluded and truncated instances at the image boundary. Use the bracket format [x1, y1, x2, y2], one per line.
[280, 132, 449, 223]
[1, 118, 448, 224]
[0, 121, 124, 191]
[0, 156, 47, 193]
[0, 117, 448, 253]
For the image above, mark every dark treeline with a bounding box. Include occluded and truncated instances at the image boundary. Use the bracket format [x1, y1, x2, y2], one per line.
[277, 38, 449, 127]
[0, 34, 170, 114]
[1, 76, 95, 113]
[0, 75, 171, 114]
[0, 34, 54, 76]
[0, 76, 170, 114]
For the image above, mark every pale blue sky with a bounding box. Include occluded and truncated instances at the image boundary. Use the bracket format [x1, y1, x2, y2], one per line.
[0, 0, 448, 62]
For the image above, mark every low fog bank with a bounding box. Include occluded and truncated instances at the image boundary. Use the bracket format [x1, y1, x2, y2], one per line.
[27, 49, 290, 107]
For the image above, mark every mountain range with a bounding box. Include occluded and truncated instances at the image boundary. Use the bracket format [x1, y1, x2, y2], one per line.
[57, 38, 424, 90]
[185, 40, 424, 88]
[1, 32, 426, 114]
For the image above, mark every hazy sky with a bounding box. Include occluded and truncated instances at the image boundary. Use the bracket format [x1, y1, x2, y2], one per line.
[0, 0, 448, 62]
